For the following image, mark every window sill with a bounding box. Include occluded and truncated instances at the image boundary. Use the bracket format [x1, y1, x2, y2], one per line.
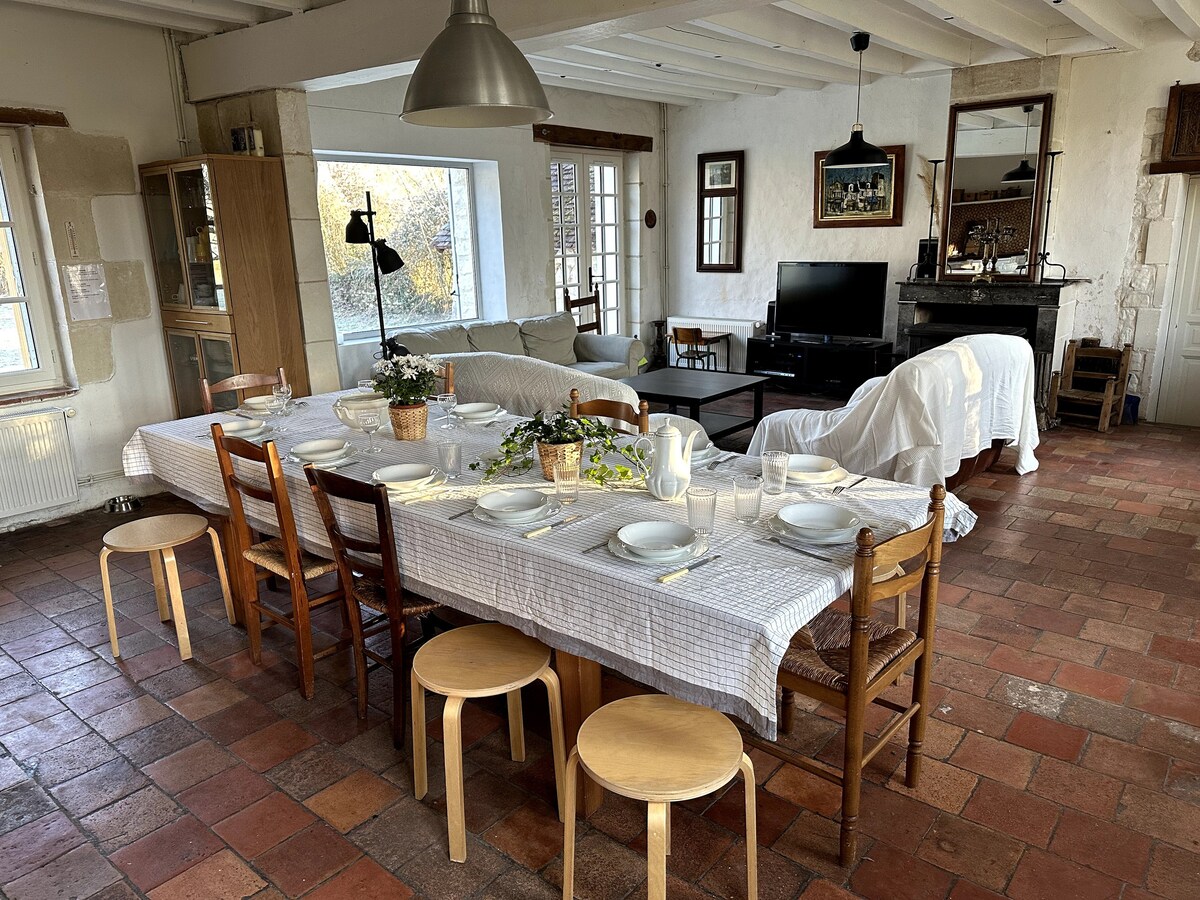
[0, 384, 80, 410]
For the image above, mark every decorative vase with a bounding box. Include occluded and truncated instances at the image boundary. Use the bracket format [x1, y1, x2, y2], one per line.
[388, 403, 428, 441]
[536, 440, 583, 482]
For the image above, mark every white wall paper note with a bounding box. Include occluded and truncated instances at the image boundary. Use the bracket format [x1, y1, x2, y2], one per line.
[62, 263, 111, 321]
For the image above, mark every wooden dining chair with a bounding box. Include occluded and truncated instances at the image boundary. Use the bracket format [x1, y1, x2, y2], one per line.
[671, 327, 717, 371]
[569, 387, 649, 435]
[305, 466, 444, 748]
[564, 291, 602, 334]
[745, 484, 946, 867]
[211, 423, 345, 700]
[200, 367, 287, 414]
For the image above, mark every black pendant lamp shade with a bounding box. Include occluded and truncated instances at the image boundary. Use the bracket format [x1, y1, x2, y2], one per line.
[1002, 105, 1038, 183]
[825, 32, 889, 169]
[345, 211, 370, 244]
[375, 240, 404, 275]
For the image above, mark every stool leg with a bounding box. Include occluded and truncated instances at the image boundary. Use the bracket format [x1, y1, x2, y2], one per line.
[149, 550, 171, 622]
[412, 676, 428, 799]
[894, 591, 907, 629]
[442, 695, 468, 862]
[561, 749, 580, 900]
[740, 753, 758, 900]
[99, 548, 120, 659]
[538, 668, 567, 823]
[506, 689, 525, 763]
[665, 804, 671, 856]
[647, 802, 669, 900]
[205, 528, 236, 625]
[160, 547, 192, 661]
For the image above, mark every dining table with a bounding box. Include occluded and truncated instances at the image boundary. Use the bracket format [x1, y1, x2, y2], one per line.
[122, 388, 977, 814]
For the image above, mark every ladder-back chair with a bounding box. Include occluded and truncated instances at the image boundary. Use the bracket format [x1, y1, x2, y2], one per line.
[564, 292, 602, 334]
[201, 367, 287, 414]
[569, 387, 649, 435]
[1048, 339, 1132, 432]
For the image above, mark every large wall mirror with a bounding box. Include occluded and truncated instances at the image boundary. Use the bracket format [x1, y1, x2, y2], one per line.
[696, 150, 744, 272]
[940, 95, 1052, 281]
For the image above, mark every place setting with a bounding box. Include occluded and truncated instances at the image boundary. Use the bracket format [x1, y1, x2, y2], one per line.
[287, 437, 361, 470]
[372, 462, 451, 501]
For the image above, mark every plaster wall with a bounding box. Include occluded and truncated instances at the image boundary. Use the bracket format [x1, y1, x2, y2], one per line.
[0, 4, 187, 528]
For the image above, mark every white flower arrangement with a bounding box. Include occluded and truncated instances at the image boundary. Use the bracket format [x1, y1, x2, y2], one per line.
[371, 354, 441, 406]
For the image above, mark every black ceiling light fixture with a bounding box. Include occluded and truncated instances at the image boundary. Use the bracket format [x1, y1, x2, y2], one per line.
[824, 32, 889, 169]
[1002, 105, 1038, 183]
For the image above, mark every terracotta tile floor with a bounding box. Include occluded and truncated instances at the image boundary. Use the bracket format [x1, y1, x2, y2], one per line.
[1, 410, 1199, 899]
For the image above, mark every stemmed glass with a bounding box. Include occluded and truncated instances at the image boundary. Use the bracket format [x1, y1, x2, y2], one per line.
[358, 412, 382, 453]
[357, 379, 375, 393]
[265, 397, 289, 434]
[436, 392, 457, 429]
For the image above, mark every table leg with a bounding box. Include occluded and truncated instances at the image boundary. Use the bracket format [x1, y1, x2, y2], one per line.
[752, 382, 765, 427]
[689, 402, 701, 422]
[554, 649, 604, 816]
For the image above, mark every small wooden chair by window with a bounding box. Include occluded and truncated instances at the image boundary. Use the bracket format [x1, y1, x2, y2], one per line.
[569, 387, 649, 435]
[745, 484, 946, 867]
[564, 291, 602, 334]
[671, 327, 718, 371]
[200, 367, 287, 414]
[1048, 339, 1132, 433]
[211, 423, 345, 700]
[306, 467, 444, 748]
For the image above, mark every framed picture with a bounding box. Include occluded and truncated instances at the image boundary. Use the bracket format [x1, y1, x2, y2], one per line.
[813, 145, 905, 228]
[704, 158, 737, 189]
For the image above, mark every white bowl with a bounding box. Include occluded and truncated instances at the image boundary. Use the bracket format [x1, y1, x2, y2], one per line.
[339, 392, 388, 407]
[786, 454, 839, 476]
[476, 489, 549, 522]
[616, 521, 698, 560]
[242, 395, 273, 411]
[372, 463, 438, 491]
[455, 402, 501, 419]
[776, 502, 862, 538]
[222, 418, 265, 436]
[292, 439, 351, 462]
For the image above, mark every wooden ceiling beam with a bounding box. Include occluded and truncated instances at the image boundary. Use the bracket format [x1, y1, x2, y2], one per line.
[900, 0, 1048, 57]
[530, 57, 743, 101]
[3, 0, 225, 33]
[542, 76, 699, 106]
[775, 0, 972, 67]
[1149, 0, 1200, 40]
[122, 0, 269, 25]
[1038, 0, 1143, 50]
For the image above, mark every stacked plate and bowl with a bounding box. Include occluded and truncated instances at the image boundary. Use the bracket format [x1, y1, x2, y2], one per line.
[784, 454, 849, 485]
[453, 402, 506, 425]
[221, 418, 272, 441]
[290, 438, 356, 469]
[767, 502, 864, 545]
[608, 521, 705, 565]
[372, 463, 447, 496]
[472, 488, 560, 525]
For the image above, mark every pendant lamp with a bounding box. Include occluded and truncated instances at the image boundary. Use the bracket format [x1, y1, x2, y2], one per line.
[402, 0, 552, 128]
[1002, 105, 1038, 183]
[824, 32, 889, 169]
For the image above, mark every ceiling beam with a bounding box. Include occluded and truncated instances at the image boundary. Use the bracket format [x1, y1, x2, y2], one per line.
[125, 0, 269, 25]
[900, 0, 1048, 57]
[223, 0, 307, 9]
[775, 0, 972, 67]
[1149, 0, 1200, 39]
[543, 77, 699, 106]
[1039, 0, 1143, 50]
[4, 0, 226, 32]
[529, 58, 743, 102]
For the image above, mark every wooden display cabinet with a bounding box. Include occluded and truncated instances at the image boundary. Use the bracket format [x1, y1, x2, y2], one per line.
[140, 154, 309, 417]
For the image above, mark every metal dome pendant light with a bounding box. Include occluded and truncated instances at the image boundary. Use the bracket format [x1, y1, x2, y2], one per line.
[1002, 104, 1038, 183]
[825, 32, 889, 169]
[402, 0, 552, 128]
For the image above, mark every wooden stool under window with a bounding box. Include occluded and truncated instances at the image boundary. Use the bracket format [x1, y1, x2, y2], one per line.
[562, 694, 757, 900]
[411, 623, 567, 863]
[99, 514, 235, 661]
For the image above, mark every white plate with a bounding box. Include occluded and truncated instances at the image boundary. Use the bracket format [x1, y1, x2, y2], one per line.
[288, 447, 356, 469]
[690, 444, 719, 466]
[786, 455, 847, 484]
[373, 463, 439, 491]
[241, 395, 273, 411]
[339, 392, 388, 407]
[477, 488, 550, 522]
[777, 501, 862, 533]
[292, 438, 352, 462]
[616, 521, 699, 560]
[767, 514, 859, 546]
[453, 407, 507, 425]
[607, 536, 707, 566]
[473, 497, 562, 527]
[385, 470, 447, 496]
[221, 420, 271, 441]
[455, 402, 501, 419]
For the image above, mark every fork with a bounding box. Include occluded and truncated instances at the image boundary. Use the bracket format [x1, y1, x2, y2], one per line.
[832, 475, 868, 496]
[706, 453, 734, 471]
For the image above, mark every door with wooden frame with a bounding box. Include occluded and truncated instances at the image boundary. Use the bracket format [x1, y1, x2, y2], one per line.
[1157, 175, 1200, 426]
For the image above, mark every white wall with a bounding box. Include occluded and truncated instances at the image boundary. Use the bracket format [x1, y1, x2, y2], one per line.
[666, 75, 951, 339]
[0, 5, 186, 528]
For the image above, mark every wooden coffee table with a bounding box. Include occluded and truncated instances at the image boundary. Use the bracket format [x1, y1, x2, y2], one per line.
[620, 368, 768, 439]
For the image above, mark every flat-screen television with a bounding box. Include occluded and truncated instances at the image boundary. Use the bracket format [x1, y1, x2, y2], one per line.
[775, 261, 887, 340]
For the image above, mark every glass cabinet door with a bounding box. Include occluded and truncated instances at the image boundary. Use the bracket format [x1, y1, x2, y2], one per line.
[165, 329, 204, 417]
[199, 333, 237, 412]
[173, 165, 226, 313]
[143, 171, 187, 308]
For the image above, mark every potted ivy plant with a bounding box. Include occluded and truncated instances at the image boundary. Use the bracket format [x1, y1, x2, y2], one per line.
[371, 354, 440, 440]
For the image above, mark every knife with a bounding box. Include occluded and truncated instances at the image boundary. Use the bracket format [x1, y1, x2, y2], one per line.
[524, 515, 582, 538]
[760, 537, 834, 562]
[448, 506, 476, 520]
[658, 554, 721, 583]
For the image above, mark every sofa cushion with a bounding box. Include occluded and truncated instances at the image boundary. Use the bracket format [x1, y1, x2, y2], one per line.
[389, 323, 470, 356]
[465, 320, 526, 356]
[517, 312, 579, 367]
[571, 360, 627, 379]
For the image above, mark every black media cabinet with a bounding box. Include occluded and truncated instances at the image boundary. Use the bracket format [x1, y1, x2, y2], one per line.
[745, 335, 893, 397]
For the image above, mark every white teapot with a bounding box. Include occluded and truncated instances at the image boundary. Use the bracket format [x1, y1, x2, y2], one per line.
[634, 418, 699, 501]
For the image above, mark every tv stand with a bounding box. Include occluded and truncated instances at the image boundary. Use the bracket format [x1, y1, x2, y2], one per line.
[746, 335, 893, 396]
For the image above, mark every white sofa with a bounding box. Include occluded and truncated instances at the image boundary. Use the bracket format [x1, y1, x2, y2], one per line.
[748, 334, 1040, 488]
[447, 352, 640, 418]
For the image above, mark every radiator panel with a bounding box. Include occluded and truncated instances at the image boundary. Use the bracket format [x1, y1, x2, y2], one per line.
[0, 408, 79, 518]
[666, 316, 764, 373]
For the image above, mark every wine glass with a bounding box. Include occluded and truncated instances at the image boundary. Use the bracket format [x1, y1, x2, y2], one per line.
[358, 412, 382, 453]
[272, 384, 293, 415]
[357, 379, 375, 393]
[436, 392, 457, 429]
[265, 396, 289, 434]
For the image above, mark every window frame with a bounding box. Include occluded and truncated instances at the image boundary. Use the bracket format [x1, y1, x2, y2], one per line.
[313, 151, 484, 344]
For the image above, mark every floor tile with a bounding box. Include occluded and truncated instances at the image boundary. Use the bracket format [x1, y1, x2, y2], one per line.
[146, 849, 266, 900]
[302, 857, 413, 899]
[1, 843, 120, 900]
[0, 811, 85, 884]
[253, 822, 361, 898]
[304, 768, 400, 833]
[230, 720, 319, 772]
[177, 765, 274, 825]
[915, 813, 1024, 891]
[109, 814, 225, 892]
[212, 791, 315, 859]
[143, 739, 235, 793]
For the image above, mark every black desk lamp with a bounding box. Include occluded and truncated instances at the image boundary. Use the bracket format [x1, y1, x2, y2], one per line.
[345, 191, 404, 359]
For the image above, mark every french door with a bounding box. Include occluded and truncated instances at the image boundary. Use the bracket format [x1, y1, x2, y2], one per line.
[550, 151, 624, 334]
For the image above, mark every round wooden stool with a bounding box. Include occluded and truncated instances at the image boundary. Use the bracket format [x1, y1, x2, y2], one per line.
[99, 514, 235, 662]
[411, 622, 567, 863]
[563, 694, 757, 900]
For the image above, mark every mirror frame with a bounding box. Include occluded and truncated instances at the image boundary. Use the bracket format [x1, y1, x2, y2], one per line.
[696, 150, 745, 272]
[938, 94, 1053, 282]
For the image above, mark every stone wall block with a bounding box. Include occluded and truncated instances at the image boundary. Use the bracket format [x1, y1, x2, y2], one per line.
[282, 154, 320, 222]
[274, 90, 312, 153]
[31, 130, 135, 196]
[41, 193, 101, 261]
[104, 261, 152, 322]
[67, 321, 114, 384]
[1144, 219, 1175, 265]
[1134, 308, 1163, 350]
[1129, 264, 1156, 295]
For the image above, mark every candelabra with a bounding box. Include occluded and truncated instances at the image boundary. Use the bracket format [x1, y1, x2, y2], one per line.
[968, 218, 1017, 281]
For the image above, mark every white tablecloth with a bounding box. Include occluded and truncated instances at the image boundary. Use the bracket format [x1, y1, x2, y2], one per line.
[122, 391, 977, 738]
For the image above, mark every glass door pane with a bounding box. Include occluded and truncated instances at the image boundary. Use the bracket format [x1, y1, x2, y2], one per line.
[173, 165, 226, 312]
[143, 171, 186, 308]
[551, 158, 584, 304]
[587, 159, 622, 334]
[165, 329, 203, 417]
[199, 333, 237, 412]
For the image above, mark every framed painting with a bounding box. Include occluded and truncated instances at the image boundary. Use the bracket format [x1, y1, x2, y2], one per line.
[813, 145, 905, 228]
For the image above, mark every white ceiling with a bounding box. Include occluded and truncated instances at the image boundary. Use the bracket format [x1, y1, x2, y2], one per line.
[5, 0, 1196, 104]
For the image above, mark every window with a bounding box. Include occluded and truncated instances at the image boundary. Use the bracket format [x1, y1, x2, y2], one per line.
[550, 152, 624, 335]
[0, 130, 61, 395]
[316, 156, 479, 340]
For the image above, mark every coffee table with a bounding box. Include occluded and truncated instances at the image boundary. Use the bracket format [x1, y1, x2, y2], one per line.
[620, 368, 768, 439]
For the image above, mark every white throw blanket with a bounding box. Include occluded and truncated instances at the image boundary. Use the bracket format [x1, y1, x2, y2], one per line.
[748, 334, 1040, 487]
[445, 351, 639, 418]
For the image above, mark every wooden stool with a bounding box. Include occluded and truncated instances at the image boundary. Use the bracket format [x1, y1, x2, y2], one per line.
[411, 623, 567, 863]
[99, 514, 235, 661]
[563, 694, 757, 900]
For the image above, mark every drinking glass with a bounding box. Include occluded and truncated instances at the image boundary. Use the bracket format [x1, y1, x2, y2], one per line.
[686, 486, 717, 536]
[438, 439, 463, 478]
[761, 450, 789, 495]
[732, 474, 763, 524]
[436, 392, 457, 429]
[266, 397, 289, 434]
[357, 379, 375, 393]
[554, 461, 580, 505]
[358, 412, 382, 453]
[272, 383, 292, 414]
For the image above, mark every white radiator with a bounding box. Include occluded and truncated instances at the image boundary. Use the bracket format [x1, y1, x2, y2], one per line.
[0, 407, 79, 518]
[666, 316, 765, 373]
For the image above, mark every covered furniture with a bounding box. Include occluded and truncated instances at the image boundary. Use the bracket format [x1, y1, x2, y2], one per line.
[1049, 338, 1132, 432]
[748, 334, 1040, 488]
